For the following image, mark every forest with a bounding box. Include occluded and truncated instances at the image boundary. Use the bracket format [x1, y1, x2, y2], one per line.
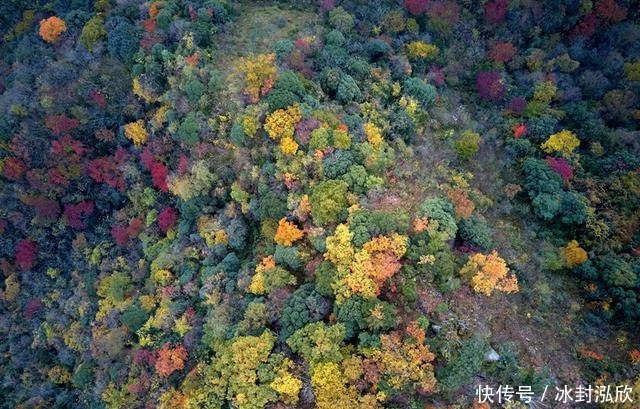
[0, 0, 639, 408]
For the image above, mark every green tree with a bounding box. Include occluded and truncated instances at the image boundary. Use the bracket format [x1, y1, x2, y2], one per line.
[522, 158, 563, 220]
[287, 322, 346, 364]
[80, 15, 106, 51]
[310, 180, 349, 225]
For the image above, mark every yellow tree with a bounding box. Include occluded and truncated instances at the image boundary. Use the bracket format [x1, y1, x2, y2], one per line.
[124, 120, 148, 146]
[236, 53, 278, 103]
[561, 240, 588, 267]
[368, 322, 436, 394]
[310, 362, 380, 409]
[324, 224, 355, 271]
[274, 218, 304, 246]
[332, 233, 408, 301]
[264, 105, 302, 140]
[541, 129, 580, 156]
[460, 250, 519, 296]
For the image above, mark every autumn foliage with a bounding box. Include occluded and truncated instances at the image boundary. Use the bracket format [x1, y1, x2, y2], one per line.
[274, 218, 304, 246]
[461, 250, 519, 296]
[404, 0, 429, 16]
[155, 343, 187, 377]
[158, 208, 178, 233]
[39, 16, 67, 43]
[15, 239, 38, 271]
[561, 240, 588, 267]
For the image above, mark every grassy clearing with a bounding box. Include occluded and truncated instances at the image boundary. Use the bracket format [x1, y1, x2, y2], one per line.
[224, 4, 320, 57]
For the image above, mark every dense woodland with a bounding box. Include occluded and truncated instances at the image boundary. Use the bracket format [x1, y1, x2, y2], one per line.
[0, 0, 639, 408]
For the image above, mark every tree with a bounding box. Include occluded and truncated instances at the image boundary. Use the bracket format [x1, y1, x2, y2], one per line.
[248, 256, 296, 295]
[270, 369, 302, 405]
[561, 240, 588, 267]
[39, 16, 66, 43]
[280, 137, 299, 155]
[324, 224, 355, 270]
[447, 188, 474, 219]
[155, 343, 187, 377]
[107, 17, 140, 64]
[310, 362, 362, 409]
[484, 0, 509, 24]
[15, 239, 37, 271]
[279, 284, 330, 340]
[237, 53, 278, 103]
[158, 208, 178, 233]
[368, 323, 436, 394]
[488, 42, 516, 63]
[63, 201, 95, 229]
[200, 331, 299, 409]
[264, 105, 302, 140]
[476, 71, 505, 102]
[406, 41, 439, 60]
[328, 7, 354, 32]
[364, 123, 383, 149]
[546, 156, 573, 182]
[541, 130, 580, 156]
[274, 218, 304, 246]
[522, 158, 563, 220]
[344, 234, 408, 299]
[310, 180, 349, 225]
[336, 75, 361, 103]
[80, 15, 107, 51]
[460, 250, 519, 296]
[287, 322, 346, 363]
[405, 0, 429, 16]
[419, 197, 458, 240]
[455, 130, 481, 161]
[124, 120, 148, 146]
[458, 216, 494, 251]
[403, 77, 437, 106]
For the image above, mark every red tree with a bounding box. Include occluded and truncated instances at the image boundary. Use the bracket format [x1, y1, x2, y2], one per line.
[404, 0, 429, 16]
[45, 115, 80, 136]
[151, 161, 168, 192]
[140, 149, 168, 192]
[15, 239, 37, 271]
[63, 201, 95, 229]
[25, 196, 61, 224]
[485, 0, 509, 25]
[112, 217, 145, 246]
[595, 0, 627, 23]
[546, 156, 573, 182]
[488, 42, 516, 63]
[570, 13, 598, 39]
[111, 224, 129, 246]
[158, 208, 178, 233]
[476, 71, 505, 102]
[2, 157, 26, 181]
[87, 148, 129, 191]
[426, 1, 459, 25]
[23, 298, 43, 319]
[88, 89, 107, 108]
